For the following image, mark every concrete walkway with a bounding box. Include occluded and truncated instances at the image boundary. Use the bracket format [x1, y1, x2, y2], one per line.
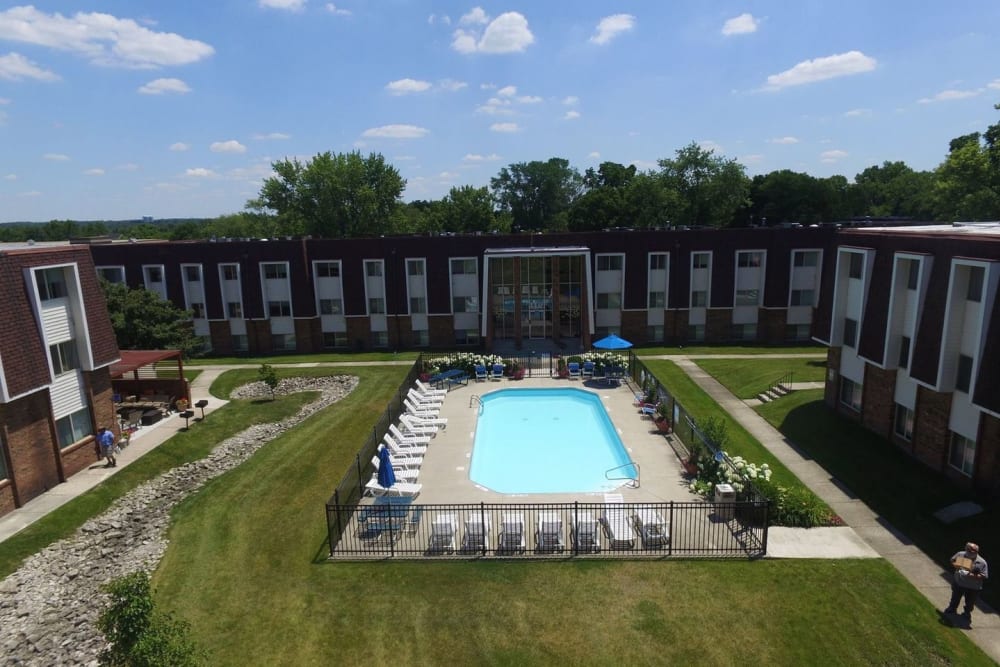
[671, 356, 1000, 661]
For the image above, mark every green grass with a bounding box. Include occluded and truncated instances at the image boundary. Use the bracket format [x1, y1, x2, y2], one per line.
[148, 366, 990, 665]
[694, 357, 827, 399]
[186, 351, 420, 365]
[638, 343, 825, 356]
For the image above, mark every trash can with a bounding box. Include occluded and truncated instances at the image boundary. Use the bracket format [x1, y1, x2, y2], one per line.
[714, 483, 736, 520]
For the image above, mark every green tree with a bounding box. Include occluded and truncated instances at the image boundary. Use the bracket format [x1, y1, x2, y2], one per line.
[490, 158, 583, 231]
[101, 280, 203, 356]
[657, 143, 751, 227]
[440, 185, 497, 233]
[568, 162, 636, 231]
[97, 570, 204, 666]
[249, 151, 406, 238]
[258, 363, 279, 400]
[933, 135, 1000, 221]
[853, 161, 936, 219]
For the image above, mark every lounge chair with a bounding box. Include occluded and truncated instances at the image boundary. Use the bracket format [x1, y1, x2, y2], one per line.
[498, 513, 526, 554]
[364, 478, 422, 497]
[382, 434, 428, 457]
[567, 362, 581, 379]
[403, 398, 441, 418]
[407, 388, 444, 407]
[400, 412, 448, 430]
[370, 457, 419, 481]
[582, 361, 595, 379]
[634, 508, 670, 548]
[376, 444, 421, 469]
[571, 511, 601, 553]
[474, 364, 488, 382]
[428, 513, 458, 553]
[396, 417, 440, 438]
[601, 495, 635, 550]
[462, 514, 491, 552]
[490, 363, 504, 381]
[414, 379, 448, 396]
[389, 423, 432, 445]
[535, 512, 565, 553]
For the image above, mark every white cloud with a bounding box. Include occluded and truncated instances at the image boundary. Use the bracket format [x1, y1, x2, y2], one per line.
[844, 108, 871, 117]
[768, 136, 799, 144]
[427, 14, 451, 26]
[325, 3, 351, 16]
[259, 0, 305, 10]
[459, 7, 489, 26]
[490, 122, 519, 133]
[0, 52, 59, 81]
[564, 110, 580, 120]
[452, 12, 534, 54]
[0, 97, 8, 104]
[116, 163, 140, 171]
[210, 140, 247, 153]
[721, 13, 759, 36]
[253, 132, 290, 140]
[43, 153, 70, 161]
[562, 95, 579, 106]
[590, 14, 635, 45]
[988, 79, 1000, 90]
[169, 142, 190, 151]
[386, 78, 432, 95]
[497, 85, 517, 97]
[0, 6, 214, 69]
[438, 78, 467, 91]
[18, 190, 41, 197]
[361, 124, 429, 139]
[393, 155, 416, 161]
[476, 97, 514, 115]
[439, 171, 459, 180]
[765, 51, 876, 90]
[699, 140, 723, 153]
[4, 173, 17, 180]
[83, 168, 104, 176]
[917, 89, 981, 104]
[741, 154, 764, 165]
[820, 149, 848, 163]
[588, 151, 600, 159]
[138, 77, 190, 95]
[184, 167, 216, 177]
[480, 82, 496, 90]
[463, 153, 501, 162]
[631, 159, 657, 170]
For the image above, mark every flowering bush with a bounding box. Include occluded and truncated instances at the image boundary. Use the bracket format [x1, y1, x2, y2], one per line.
[424, 353, 503, 376]
[687, 451, 772, 497]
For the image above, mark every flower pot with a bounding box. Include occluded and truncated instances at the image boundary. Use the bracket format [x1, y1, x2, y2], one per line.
[655, 418, 672, 433]
[683, 458, 699, 476]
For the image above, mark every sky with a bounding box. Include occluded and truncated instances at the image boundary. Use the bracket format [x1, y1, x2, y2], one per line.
[1, 1, 999, 223]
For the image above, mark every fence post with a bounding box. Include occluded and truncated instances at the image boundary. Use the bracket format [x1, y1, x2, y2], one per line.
[572, 501, 578, 556]
[667, 501, 674, 557]
[480, 502, 488, 556]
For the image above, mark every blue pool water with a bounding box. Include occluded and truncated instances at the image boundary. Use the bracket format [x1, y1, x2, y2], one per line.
[469, 388, 637, 494]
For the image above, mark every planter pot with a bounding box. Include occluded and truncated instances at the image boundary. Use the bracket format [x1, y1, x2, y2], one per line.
[683, 459, 699, 476]
[655, 419, 672, 433]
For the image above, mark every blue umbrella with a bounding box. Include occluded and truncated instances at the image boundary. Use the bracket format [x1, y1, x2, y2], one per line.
[377, 445, 396, 488]
[592, 333, 633, 350]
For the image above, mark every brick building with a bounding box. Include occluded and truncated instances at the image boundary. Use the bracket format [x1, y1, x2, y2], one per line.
[0, 244, 120, 518]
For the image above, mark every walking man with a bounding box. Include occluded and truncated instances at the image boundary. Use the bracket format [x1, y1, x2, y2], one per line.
[944, 542, 988, 623]
[99, 427, 117, 468]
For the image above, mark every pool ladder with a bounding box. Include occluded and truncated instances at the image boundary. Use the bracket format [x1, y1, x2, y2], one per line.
[606, 462, 640, 488]
[469, 395, 482, 409]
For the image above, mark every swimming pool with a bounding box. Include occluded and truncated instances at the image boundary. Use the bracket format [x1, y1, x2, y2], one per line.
[469, 387, 637, 494]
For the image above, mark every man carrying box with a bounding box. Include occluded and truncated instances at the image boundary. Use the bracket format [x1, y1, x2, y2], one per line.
[944, 542, 988, 623]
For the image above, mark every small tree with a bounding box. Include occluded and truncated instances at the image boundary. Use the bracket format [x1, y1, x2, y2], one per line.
[97, 570, 203, 666]
[258, 363, 279, 400]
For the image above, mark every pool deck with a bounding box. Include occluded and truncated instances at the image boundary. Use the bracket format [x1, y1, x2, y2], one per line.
[410, 376, 695, 505]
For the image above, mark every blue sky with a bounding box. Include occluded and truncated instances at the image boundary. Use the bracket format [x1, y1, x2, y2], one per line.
[1, 1, 998, 223]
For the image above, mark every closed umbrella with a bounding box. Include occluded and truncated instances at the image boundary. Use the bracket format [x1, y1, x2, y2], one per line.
[592, 333, 632, 350]
[377, 445, 396, 488]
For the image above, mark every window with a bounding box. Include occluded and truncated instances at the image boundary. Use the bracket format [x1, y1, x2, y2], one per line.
[37, 268, 68, 301]
[907, 261, 919, 290]
[732, 323, 757, 340]
[0, 444, 6, 480]
[843, 318, 857, 348]
[368, 297, 386, 314]
[232, 334, 248, 352]
[793, 251, 819, 267]
[848, 253, 863, 279]
[322, 332, 348, 349]
[144, 266, 163, 282]
[691, 290, 707, 307]
[687, 324, 705, 341]
[412, 330, 429, 346]
[372, 331, 389, 348]
[840, 378, 862, 412]
[268, 301, 291, 317]
[409, 297, 427, 314]
[737, 251, 762, 268]
[790, 289, 815, 307]
[455, 328, 479, 345]
[596, 255, 623, 271]
[271, 334, 296, 351]
[450, 258, 477, 274]
[596, 292, 621, 309]
[55, 408, 92, 449]
[898, 336, 911, 369]
[647, 325, 663, 341]
[190, 302, 206, 318]
[967, 266, 984, 302]
[316, 262, 340, 278]
[692, 253, 710, 269]
[407, 259, 425, 275]
[648, 291, 665, 308]
[735, 289, 759, 306]
[263, 263, 287, 280]
[50, 340, 80, 375]
[319, 298, 342, 315]
[222, 265, 239, 281]
[955, 354, 973, 393]
[452, 296, 478, 313]
[785, 324, 811, 341]
[184, 265, 201, 282]
[949, 433, 976, 476]
[227, 302, 243, 318]
[894, 404, 914, 440]
[97, 267, 125, 283]
[649, 254, 666, 270]
[365, 261, 383, 277]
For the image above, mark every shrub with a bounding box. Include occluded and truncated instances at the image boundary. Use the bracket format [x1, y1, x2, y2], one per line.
[749, 478, 837, 528]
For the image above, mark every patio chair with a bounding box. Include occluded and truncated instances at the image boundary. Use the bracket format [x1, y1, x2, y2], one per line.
[582, 361, 595, 379]
[462, 514, 491, 552]
[403, 398, 441, 418]
[364, 478, 422, 498]
[498, 513, 526, 554]
[406, 506, 424, 536]
[414, 379, 448, 396]
[389, 423, 432, 445]
[601, 494, 635, 550]
[571, 511, 601, 553]
[400, 412, 448, 429]
[407, 388, 444, 407]
[428, 513, 458, 553]
[377, 444, 421, 469]
[370, 456, 420, 481]
[535, 512, 565, 553]
[397, 415, 441, 438]
[634, 508, 670, 548]
[382, 434, 428, 457]
[567, 362, 581, 379]
[474, 364, 488, 382]
[490, 363, 504, 381]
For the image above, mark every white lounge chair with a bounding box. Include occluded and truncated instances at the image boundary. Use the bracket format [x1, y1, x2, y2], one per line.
[535, 512, 565, 553]
[498, 513, 526, 554]
[571, 511, 601, 553]
[389, 423, 432, 445]
[407, 388, 444, 407]
[428, 513, 458, 553]
[396, 416, 440, 438]
[601, 495, 635, 550]
[462, 514, 491, 552]
[370, 457, 419, 481]
[414, 379, 448, 396]
[634, 508, 669, 548]
[404, 398, 441, 418]
[365, 478, 422, 497]
[400, 412, 448, 429]
[376, 445, 421, 469]
[382, 435, 428, 457]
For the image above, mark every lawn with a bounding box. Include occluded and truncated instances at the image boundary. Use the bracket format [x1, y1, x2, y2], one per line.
[186, 351, 421, 365]
[694, 356, 827, 399]
[148, 365, 989, 665]
[638, 344, 826, 356]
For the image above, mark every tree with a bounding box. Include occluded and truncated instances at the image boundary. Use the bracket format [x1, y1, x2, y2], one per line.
[657, 143, 751, 227]
[258, 364, 279, 400]
[440, 185, 497, 233]
[97, 571, 204, 666]
[568, 162, 636, 231]
[249, 151, 406, 238]
[101, 280, 203, 356]
[853, 161, 936, 219]
[934, 127, 1000, 221]
[490, 158, 582, 231]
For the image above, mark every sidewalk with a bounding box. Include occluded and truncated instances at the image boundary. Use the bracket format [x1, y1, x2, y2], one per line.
[0, 369, 228, 544]
[671, 356, 1000, 661]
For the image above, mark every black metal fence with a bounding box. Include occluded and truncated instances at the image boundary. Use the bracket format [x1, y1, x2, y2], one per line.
[327, 500, 768, 559]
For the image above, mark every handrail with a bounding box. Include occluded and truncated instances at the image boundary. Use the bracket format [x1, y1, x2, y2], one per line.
[469, 395, 482, 409]
[605, 462, 640, 488]
[768, 371, 794, 398]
